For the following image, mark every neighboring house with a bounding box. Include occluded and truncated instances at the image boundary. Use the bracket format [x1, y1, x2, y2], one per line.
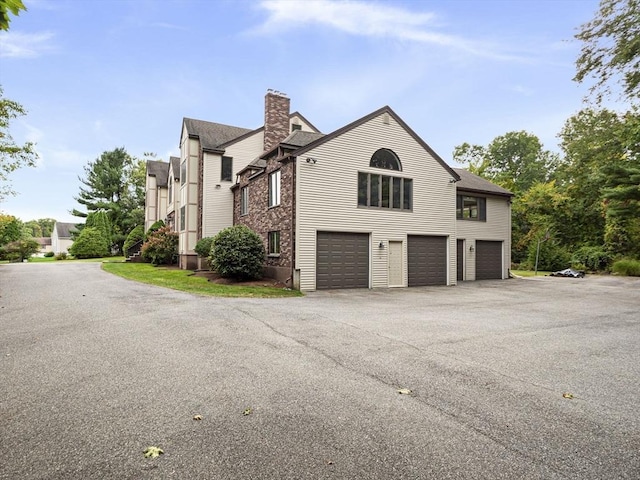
[144, 91, 513, 290]
[34, 237, 52, 256]
[51, 222, 76, 254]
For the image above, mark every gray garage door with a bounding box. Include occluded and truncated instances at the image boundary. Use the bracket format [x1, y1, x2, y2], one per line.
[316, 232, 369, 290]
[476, 241, 503, 280]
[407, 235, 447, 287]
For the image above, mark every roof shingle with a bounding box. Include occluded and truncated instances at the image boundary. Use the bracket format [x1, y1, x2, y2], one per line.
[183, 118, 254, 151]
[453, 168, 513, 197]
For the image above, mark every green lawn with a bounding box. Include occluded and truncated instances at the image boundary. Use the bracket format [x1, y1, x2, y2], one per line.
[511, 269, 552, 277]
[101, 262, 303, 298]
[27, 256, 125, 263]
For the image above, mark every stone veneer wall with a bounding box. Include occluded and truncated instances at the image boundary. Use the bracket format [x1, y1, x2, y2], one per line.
[233, 154, 295, 285]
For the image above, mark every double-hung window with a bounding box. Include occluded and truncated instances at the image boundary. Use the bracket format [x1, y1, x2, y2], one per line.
[269, 170, 281, 207]
[240, 187, 249, 215]
[268, 231, 280, 255]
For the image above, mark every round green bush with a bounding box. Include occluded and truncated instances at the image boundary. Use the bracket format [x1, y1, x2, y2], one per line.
[124, 225, 145, 254]
[612, 258, 640, 276]
[44, 251, 55, 258]
[69, 227, 109, 259]
[209, 225, 265, 281]
[195, 237, 214, 257]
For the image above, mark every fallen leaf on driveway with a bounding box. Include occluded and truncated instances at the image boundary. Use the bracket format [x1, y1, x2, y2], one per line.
[243, 408, 253, 416]
[193, 415, 202, 421]
[397, 388, 412, 395]
[143, 446, 164, 458]
[562, 393, 574, 399]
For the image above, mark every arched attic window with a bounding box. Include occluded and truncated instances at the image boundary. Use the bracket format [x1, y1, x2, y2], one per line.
[370, 148, 402, 171]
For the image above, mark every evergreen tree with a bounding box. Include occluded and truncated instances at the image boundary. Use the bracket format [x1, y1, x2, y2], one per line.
[71, 147, 145, 253]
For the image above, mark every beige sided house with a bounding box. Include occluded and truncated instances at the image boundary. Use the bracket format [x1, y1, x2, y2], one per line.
[51, 222, 76, 254]
[143, 91, 513, 290]
[233, 104, 513, 291]
[176, 91, 319, 269]
[454, 169, 513, 281]
[144, 160, 169, 231]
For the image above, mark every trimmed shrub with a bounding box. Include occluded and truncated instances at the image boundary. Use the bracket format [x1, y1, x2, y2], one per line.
[69, 227, 109, 259]
[612, 258, 640, 276]
[146, 220, 165, 238]
[124, 225, 145, 255]
[141, 226, 178, 265]
[195, 237, 214, 257]
[571, 246, 612, 272]
[86, 210, 112, 250]
[209, 225, 265, 281]
[55, 252, 68, 260]
[44, 251, 55, 258]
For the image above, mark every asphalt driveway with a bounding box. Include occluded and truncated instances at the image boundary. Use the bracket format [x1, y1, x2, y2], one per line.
[1, 262, 639, 479]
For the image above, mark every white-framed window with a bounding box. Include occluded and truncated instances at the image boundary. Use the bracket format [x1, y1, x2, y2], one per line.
[268, 170, 281, 207]
[180, 160, 186, 185]
[240, 187, 249, 215]
[180, 206, 185, 231]
[268, 231, 280, 255]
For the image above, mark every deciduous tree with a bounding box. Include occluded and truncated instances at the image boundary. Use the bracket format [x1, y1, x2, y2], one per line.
[0, 87, 39, 201]
[0, 0, 26, 31]
[575, 0, 640, 104]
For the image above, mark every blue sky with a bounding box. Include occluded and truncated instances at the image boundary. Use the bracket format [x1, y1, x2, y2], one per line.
[0, 0, 601, 223]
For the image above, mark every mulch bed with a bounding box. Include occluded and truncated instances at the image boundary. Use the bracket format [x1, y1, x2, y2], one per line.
[192, 270, 287, 288]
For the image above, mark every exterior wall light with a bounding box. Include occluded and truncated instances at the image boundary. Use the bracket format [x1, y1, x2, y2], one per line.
[305, 157, 317, 164]
[469, 245, 474, 253]
[379, 241, 384, 249]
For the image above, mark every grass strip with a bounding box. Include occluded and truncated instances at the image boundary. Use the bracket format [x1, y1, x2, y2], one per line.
[102, 262, 303, 298]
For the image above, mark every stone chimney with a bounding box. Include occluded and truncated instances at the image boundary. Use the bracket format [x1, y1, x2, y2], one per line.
[264, 90, 290, 152]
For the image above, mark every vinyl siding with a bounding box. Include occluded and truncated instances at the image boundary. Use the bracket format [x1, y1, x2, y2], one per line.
[157, 186, 168, 224]
[226, 131, 264, 173]
[144, 175, 158, 231]
[179, 130, 199, 254]
[456, 196, 511, 280]
[296, 112, 456, 291]
[290, 114, 317, 132]
[202, 152, 233, 238]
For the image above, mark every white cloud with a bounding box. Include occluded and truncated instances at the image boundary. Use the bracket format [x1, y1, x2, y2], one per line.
[45, 148, 87, 168]
[510, 85, 535, 96]
[0, 31, 56, 58]
[254, 0, 526, 61]
[150, 22, 187, 31]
